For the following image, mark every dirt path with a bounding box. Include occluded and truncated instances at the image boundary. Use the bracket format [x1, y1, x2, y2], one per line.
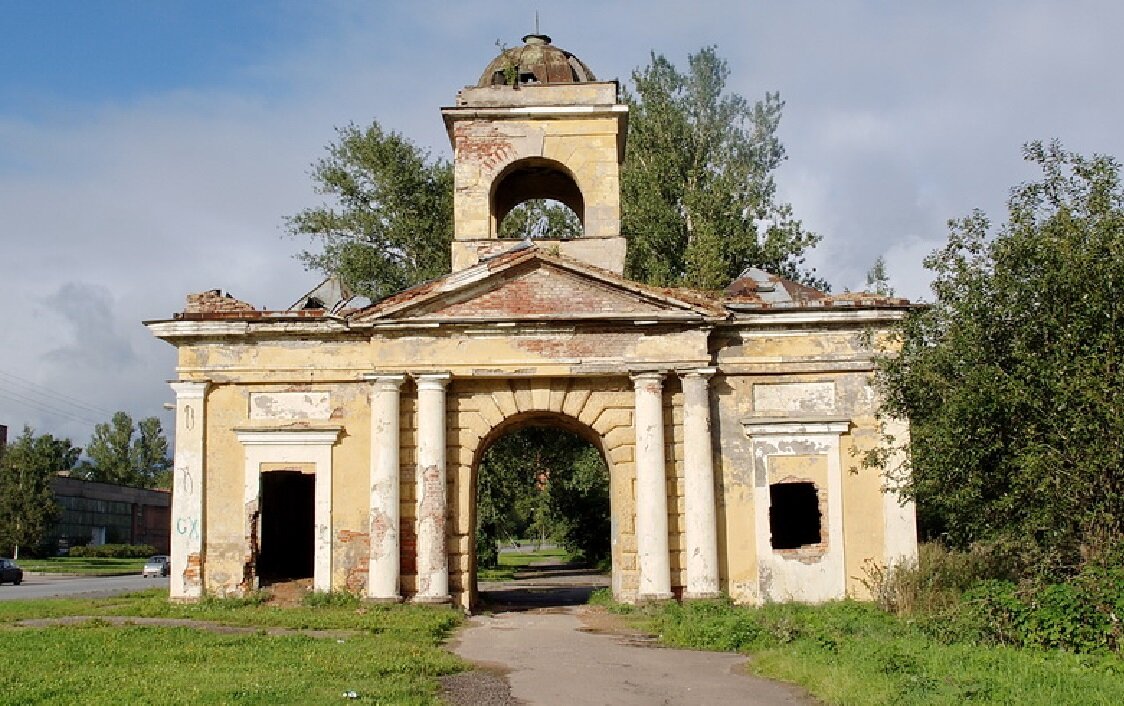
[443, 561, 813, 706]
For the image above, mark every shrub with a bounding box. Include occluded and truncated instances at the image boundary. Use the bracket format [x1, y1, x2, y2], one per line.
[68, 544, 156, 558]
[922, 563, 1124, 654]
[860, 542, 1018, 616]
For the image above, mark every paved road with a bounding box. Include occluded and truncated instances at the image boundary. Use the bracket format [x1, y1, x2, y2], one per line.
[453, 561, 812, 705]
[0, 573, 167, 601]
[452, 606, 811, 706]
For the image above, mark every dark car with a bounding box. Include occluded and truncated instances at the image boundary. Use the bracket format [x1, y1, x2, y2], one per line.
[0, 558, 22, 585]
[142, 555, 170, 578]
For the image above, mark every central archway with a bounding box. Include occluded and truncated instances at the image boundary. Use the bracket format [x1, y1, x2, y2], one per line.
[470, 412, 611, 609]
[446, 377, 639, 610]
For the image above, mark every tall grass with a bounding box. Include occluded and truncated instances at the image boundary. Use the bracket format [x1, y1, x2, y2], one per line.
[632, 598, 1124, 706]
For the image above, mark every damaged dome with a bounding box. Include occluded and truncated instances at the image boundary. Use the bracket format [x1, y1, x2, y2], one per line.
[478, 34, 596, 87]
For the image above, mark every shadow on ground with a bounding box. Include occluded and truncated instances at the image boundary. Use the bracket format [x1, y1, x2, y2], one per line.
[475, 559, 610, 612]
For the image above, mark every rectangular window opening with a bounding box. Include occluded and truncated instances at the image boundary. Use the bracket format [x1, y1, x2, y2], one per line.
[769, 481, 822, 550]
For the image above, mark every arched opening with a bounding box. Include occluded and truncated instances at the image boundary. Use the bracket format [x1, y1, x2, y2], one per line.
[491, 158, 584, 237]
[471, 412, 611, 609]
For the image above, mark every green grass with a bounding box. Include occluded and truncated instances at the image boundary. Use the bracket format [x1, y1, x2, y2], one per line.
[477, 546, 571, 581]
[15, 557, 147, 576]
[0, 590, 465, 705]
[619, 597, 1124, 706]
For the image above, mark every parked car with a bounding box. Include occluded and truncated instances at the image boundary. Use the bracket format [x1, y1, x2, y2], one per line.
[142, 555, 170, 578]
[0, 558, 22, 585]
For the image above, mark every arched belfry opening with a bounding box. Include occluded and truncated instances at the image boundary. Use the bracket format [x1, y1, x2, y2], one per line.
[492, 158, 585, 237]
[468, 410, 614, 610]
[442, 34, 629, 273]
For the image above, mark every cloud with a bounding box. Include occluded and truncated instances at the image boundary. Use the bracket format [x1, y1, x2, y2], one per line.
[44, 283, 137, 369]
[2, 0, 1124, 440]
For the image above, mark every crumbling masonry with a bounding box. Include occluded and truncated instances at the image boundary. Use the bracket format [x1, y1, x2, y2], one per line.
[148, 35, 917, 609]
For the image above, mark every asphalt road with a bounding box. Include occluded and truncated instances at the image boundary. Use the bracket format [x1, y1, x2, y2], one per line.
[0, 573, 167, 601]
[452, 606, 811, 705]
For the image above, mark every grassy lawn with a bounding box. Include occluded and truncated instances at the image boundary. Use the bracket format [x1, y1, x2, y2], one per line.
[15, 557, 147, 576]
[600, 594, 1124, 706]
[477, 545, 570, 581]
[0, 589, 465, 705]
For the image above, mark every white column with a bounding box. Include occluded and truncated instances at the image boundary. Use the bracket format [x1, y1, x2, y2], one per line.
[681, 368, 720, 599]
[632, 372, 672, 601]
[169, 380, 208, 601]
[414, 373, 451, 603]
[366, 374, 405, 601]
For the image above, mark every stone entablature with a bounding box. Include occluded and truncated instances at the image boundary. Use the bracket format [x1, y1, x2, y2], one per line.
[148, 247, 918, 609]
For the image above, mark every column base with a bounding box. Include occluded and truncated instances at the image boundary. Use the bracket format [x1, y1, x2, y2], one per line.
[683, 591, 722, 600]
[412, 594, 452, 605]
[635, 592, 675, 603]
[365, 594, 403, 604]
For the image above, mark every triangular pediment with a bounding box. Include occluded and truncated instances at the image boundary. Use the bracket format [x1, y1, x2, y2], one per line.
[349, 248, 723, 325]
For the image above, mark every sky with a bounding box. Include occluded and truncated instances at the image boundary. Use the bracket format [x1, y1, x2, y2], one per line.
[1, 0, 1121, 447]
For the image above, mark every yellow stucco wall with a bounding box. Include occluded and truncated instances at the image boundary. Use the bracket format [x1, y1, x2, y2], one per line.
[166, 310, 907, 608]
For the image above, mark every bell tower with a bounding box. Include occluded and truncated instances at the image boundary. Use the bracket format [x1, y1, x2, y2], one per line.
[441, 34, 629, 273]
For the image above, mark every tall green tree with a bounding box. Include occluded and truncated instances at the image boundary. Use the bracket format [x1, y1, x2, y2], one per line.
[0, 426, 77, 559]
[287, 122, 453, 299]
[621, 46, 824, 291]
[84, 412, 170, 488]
[292, 48, 824, 297]
[872, 142, 1124, 571]
[865, 255, 894, 295]
[132, 416, 172, 489]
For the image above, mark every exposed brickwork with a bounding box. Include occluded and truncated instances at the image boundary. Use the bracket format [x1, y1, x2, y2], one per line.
[337, 529, 371, 594]
[400, 518, 417, 576]
[421, 265, 670, 319]
[184, 289, 255, 314]
[183, 552, 202, 588]
[455, 124, 515, 173]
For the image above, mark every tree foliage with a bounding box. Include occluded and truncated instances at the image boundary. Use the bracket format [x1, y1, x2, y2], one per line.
[621, 46, 824, 290]
[82, 412, 170, 489]
[865, 255, 894, 295]
[497, 199, 582, 240]
[287, 122, 454, 299]
[0, 426, 77, 558]
[475, 427, 610, 567]
[291, 48, 824, 296]
[873, 142, 1124, 568]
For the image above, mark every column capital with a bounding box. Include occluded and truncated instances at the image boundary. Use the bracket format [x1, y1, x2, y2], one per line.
[630, 371, 665, 386]
[679, 367, 716, 380]
[414, 372, 452, 391]
[169, 380, 209, 399]
[364, 373, 407, 390]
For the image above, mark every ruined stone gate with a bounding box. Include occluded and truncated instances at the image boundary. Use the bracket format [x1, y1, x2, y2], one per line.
[148, 34, 917, 610]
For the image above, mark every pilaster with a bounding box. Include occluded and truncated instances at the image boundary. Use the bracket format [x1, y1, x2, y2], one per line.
[169, 380, 208, 601]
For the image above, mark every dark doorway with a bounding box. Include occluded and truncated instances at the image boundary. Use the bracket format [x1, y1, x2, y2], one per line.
[258, 470, 314, 581]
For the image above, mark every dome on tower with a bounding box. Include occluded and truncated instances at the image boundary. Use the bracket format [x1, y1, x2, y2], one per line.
[477, 34, 597, 87]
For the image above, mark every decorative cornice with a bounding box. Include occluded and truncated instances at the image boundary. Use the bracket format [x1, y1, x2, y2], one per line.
[741, 417, 851, 436]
